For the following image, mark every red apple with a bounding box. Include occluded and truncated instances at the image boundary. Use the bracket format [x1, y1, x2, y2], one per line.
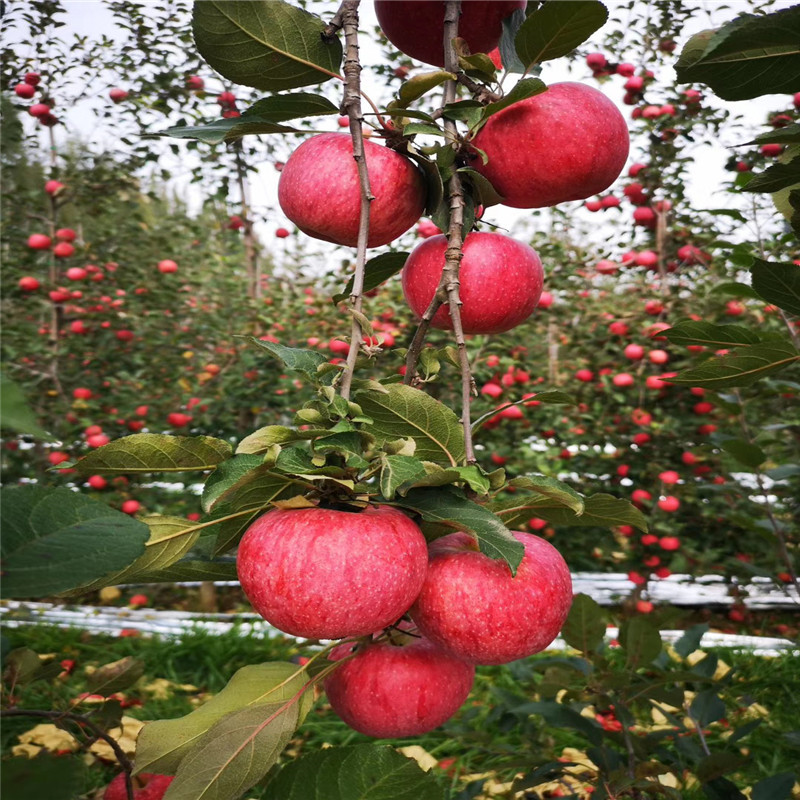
[613, 373, 634, 387]
[29, 102, 51, 118]
[44, 179, 65, 195]
[275, 227, 290, 238]
[109, 88, 129, 103]
[18, 276, 40, 291]
[66, 267, 87, 281]
[237, 505, 428, 639]
[121, 500, 140, 515]
[624, 343, 644, 360]
[186, 75, 204, 90]
[374, 0, 525, 68]
[28, 233, 52, 250]
[72, 387, 92, 400]
[167, 412, 192, 428]
[537, 290, 553, 309]
[103, 772, 173, 800]
[471, 82, 629, 209]
[15, 83, 36, 98]
[401, 231, 543, 334]
[157, 259, 178, 274]
[87, 475, 107, 490]
[323, 634, 474, 737]
[410, 531, 572, 665]
[278, 133, 425, 247]
[657, 496, 680, 513]
[53, 241, 75, 258]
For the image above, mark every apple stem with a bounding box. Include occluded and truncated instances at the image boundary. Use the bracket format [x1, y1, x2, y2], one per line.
[337, 0, 374, 401]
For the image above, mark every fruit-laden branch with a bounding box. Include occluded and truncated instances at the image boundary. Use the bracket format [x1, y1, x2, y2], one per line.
[1, 707, 136, 800]
[403, 2, 476, 463]
[337, 0, 374, 401]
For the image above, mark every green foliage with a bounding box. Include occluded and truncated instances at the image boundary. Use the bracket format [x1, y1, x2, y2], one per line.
[0, 487, 149, 598]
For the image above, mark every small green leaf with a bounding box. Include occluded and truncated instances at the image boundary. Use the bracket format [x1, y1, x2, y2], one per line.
[715, 437, 766, 469]
[262, 744, 446, 800]
[515, 1, 609, 67]
[2, 648, 43, 686]
[668, 342, 800, 389]
[163, 118, 301, 145]
[748, 123, 800, 145]
[504, 700, 602, 745]
[202, 455, 265, 512]
[742, 157, 800, 193]
[619, 617, 662, 668]
[674, 5, 800, 101]
[663, 320, 761, 348]
[398, 70, 456, 106]
[133, 560, 238, 583]
[192, 0, 343, 92]
[135, 662, 311, 776]
[379, 454, 427, 500]
[241, 336, 329, 381]
[498, 9, 528, 74]
[403, 121, 448, 138]
[72, 433, 233, 475]
[691, 690, 727, 726]
[1, 487, 149, 598]
[237, 426, 304, 455]
[561, 594, 605, 655]
[507, 475, 584, 515]
[696, 753, 746, 783]
[673, 623, 709, 658]
[750, 257, 800, 317]
[399, 487, 524, 574]
[0, 373, 56, 441]
[332, 252, 409, 305]
[752, 773, 796, 800]
[479, 77, 547, 124]
[357, 384, 465, 467]
[88, 656, 145, 696]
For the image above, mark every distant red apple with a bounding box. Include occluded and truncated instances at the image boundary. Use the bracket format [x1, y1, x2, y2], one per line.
[66, 267, 87, 281]
[28, 233, 52, 250]
[624, 343, 644, 360]
[186, 75, 204, 90]
[167, 412, 192, 428]
[401, 231, 543, 334]
[416, 219, 441, 238]
[29, 102, 51, 118]
[472, 82, 629, 208]
[87, 475, 107, 490]
[157, 259, 178, 274]
[275, 227, 290, 238]
[24, 72, 41, 85]
[116, 330, 134, 341]
[659, 536, 680, 551]
[658, 496, 680, 513]
[410, 531, 572, 665]
[44, 179, 65, 195]
[374, 0, 525, 67]
[15, 83, 35, 98]
[121, 500, 140, 515]
[237, 505, 428, 639]
[109, 88, 129, 103]
[324, 634, 474, 737]
[613, 373, 634, 387]
[18, 276, 40, 291]
[103, 772, 173, 800]
[53, 241, 75, 258]
[537, 291, 553, 309]
[73, 387, 92, 400]
[278, 133, 425, 247]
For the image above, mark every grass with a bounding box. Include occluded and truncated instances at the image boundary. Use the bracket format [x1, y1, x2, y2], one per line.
[1, 624, 799, 798]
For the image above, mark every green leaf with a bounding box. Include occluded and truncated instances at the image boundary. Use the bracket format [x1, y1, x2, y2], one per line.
[0, 753, 81, 800]
[399, 487, 524, 574]
[442, 99, 484, 129]
[0, 487, 149, 598]
[715, 437, 766, 469]
[479, 77, 547, 124]
[88, 656, 145, 695]
[241, 336, 329, 381]
[163, 118, 302, 144]
[691, 690, 727, 726]
[135, 662, 311, 776]
[619, 617, 662, 668]
[263, 744, 446, 800]
[492, 493, 648, 533]
[696, 753, 746, 783]
[332, 252, 409, 305]
[72, 433, 233, 475]
[751, 257, 800, 316]
[505, 700, 602, 745]
[0, 373, 56, 441]
[515, 1, 608, 67]
[663, 320, 761, 348]
[742, 157, 800, 193]
[237, 425, 304, 455]
[673, 623, 710, 658]
[202, 454, 265, 512]
[398, 70, 456, 106]
[3, 648, 44, 686]
[379, 454, 427, 500]
[403, 121, 448, 138]
[507, 475, 584, 515]
[752, 773, 797, 800]
[499, 8, 528, 74]
[245, 92, 340, 121]
[68, 515, 201, 593]
[457, 167, 505, 207]
[749, 123, 800, 145]
[133, 560, 238, 583]
[668, 342, 800, 389]
[674, 6, 800, 101]
[357, 384, 465, 467]
[709, 281, 763, 300]
[192, 0, 343, 92]
[561, 594, 605, 655]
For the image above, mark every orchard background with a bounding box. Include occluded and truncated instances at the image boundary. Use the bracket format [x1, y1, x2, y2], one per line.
[1, 1, 799, 799]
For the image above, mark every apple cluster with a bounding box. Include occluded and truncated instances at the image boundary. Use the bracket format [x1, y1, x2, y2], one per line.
[275, 1, 629, 337]
[236, 504, 572, 738]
